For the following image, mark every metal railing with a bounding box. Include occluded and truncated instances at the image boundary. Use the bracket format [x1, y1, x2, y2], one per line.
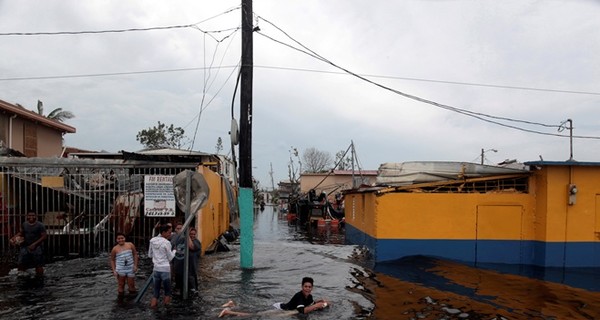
[0, 157, 197, 265]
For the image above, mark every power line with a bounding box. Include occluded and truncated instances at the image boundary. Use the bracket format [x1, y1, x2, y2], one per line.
[2, 15, 598, 139]
[253, 65, 600, 97]
[0, 66, 239, 81]
[0, 6, 241, 36]
[3, 61, 598, 140]
[190, 29, 240, 150]
[254, 15, 600, 140]
[3, 64, 599, 99]
[0, 24, 196, 36]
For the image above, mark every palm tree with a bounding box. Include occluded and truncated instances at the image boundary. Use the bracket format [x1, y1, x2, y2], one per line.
[37, 100, 74, 122]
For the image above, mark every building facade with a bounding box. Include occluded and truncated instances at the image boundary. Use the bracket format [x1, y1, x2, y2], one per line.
[0, 99, 75, 157]
[345, 161, 600, 268]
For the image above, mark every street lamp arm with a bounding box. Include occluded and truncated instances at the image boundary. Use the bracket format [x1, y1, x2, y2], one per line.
[480, 148, 498, 165]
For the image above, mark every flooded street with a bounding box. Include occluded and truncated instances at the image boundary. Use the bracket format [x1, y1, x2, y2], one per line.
[2, 206, 600, 319]
[0, 206, 371, 320]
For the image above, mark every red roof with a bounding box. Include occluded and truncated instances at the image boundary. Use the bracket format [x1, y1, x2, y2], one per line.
[0, 99, 76, 133]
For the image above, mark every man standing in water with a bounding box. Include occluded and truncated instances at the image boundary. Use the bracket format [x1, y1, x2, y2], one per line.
[170, 222, 183, 291]
[11, 211, 47, 277]
[110, 232, 138, 297]
[148, 223, 176, 308]
[173, 227, 202, 292]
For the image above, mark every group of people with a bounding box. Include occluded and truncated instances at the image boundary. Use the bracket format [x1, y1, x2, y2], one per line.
[110, 221, 202, 307]
[10, 213, 331, 314]
[146, 222, 202, 307]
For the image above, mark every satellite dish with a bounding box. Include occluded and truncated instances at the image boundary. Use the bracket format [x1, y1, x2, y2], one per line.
[230, 118, 239, 145]
[173, 170, 210, 214]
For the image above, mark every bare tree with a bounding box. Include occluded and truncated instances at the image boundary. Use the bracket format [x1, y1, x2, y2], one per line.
[335, 150, 353, 170]
[302, 147, 332, 173]
[288, 147, 301, 184]
[215, 137, 223, 154]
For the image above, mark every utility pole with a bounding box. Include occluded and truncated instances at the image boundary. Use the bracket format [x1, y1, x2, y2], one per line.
[269, 162, 275, 191]
[351, 141, 356, 189]
[239, 0, 254, 269]
[480, 148, 484, 165]
[567, 119, 574, 161]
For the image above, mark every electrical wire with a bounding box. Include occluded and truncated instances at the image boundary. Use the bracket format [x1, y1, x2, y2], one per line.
[255, 16, 600, 139]
[188, 27, 240, 150]
[0, 6, 240, 37]
[0, 24, 197, 36]
[252, 65, 600, 97]
[3, 62, 599, 99]
[0, 66, 239, 81]
[3, 10, 597, 140]
[312, 143, 353, 190]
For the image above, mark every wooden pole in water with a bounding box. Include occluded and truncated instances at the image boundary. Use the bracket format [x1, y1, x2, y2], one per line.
[239, 0, 254, 269]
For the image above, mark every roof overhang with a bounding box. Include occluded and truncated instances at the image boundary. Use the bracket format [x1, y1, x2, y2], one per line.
[0, 99, 76, 133]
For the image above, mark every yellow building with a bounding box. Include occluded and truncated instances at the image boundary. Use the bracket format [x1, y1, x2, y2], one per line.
[345, 161, 600, 267]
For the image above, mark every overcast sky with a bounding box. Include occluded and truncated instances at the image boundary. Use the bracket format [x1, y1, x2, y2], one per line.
[1, 0, 599, 188]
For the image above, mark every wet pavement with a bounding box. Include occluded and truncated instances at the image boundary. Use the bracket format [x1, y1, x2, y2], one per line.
[2, 206, 600, 319]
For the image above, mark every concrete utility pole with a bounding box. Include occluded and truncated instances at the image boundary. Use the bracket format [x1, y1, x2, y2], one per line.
[480, 148, 485, 165]
[239, 0, 254, 269]
[269, 162, 275, 192]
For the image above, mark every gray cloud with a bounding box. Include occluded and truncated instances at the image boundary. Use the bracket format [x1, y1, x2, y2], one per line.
[1, 0, 599, 186]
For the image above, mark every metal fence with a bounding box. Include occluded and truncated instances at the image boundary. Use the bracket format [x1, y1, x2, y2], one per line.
[0, 157, 198, 265]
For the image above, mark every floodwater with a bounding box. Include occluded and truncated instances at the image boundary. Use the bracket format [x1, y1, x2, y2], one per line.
[0, 206, 370, 320]
[2, 206, 600, 319]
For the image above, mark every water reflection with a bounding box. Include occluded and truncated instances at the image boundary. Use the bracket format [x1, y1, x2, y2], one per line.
[365, 256, 600, 319]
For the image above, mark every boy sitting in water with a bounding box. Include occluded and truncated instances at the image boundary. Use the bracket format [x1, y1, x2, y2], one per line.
[218, 277, 330, 317]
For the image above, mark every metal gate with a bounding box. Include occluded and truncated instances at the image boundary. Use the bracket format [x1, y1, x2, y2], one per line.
[0, 157, 197, 265]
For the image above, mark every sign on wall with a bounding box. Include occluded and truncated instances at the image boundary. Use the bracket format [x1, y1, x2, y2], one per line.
[144, 175, 176, 217]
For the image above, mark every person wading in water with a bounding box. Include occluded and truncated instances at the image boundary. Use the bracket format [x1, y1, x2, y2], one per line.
[110, 232, 139, 297]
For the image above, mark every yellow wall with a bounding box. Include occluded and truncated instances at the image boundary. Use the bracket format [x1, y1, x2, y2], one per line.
[537, 165, 600, 242]
[347, 164, 600, 243]
[345, 192, 378, 238]
[373, 192, 534, 240]
[195, 166, 232, 254]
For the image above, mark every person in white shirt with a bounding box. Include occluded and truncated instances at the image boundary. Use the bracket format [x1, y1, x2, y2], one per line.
[148, 223, 176, 308]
